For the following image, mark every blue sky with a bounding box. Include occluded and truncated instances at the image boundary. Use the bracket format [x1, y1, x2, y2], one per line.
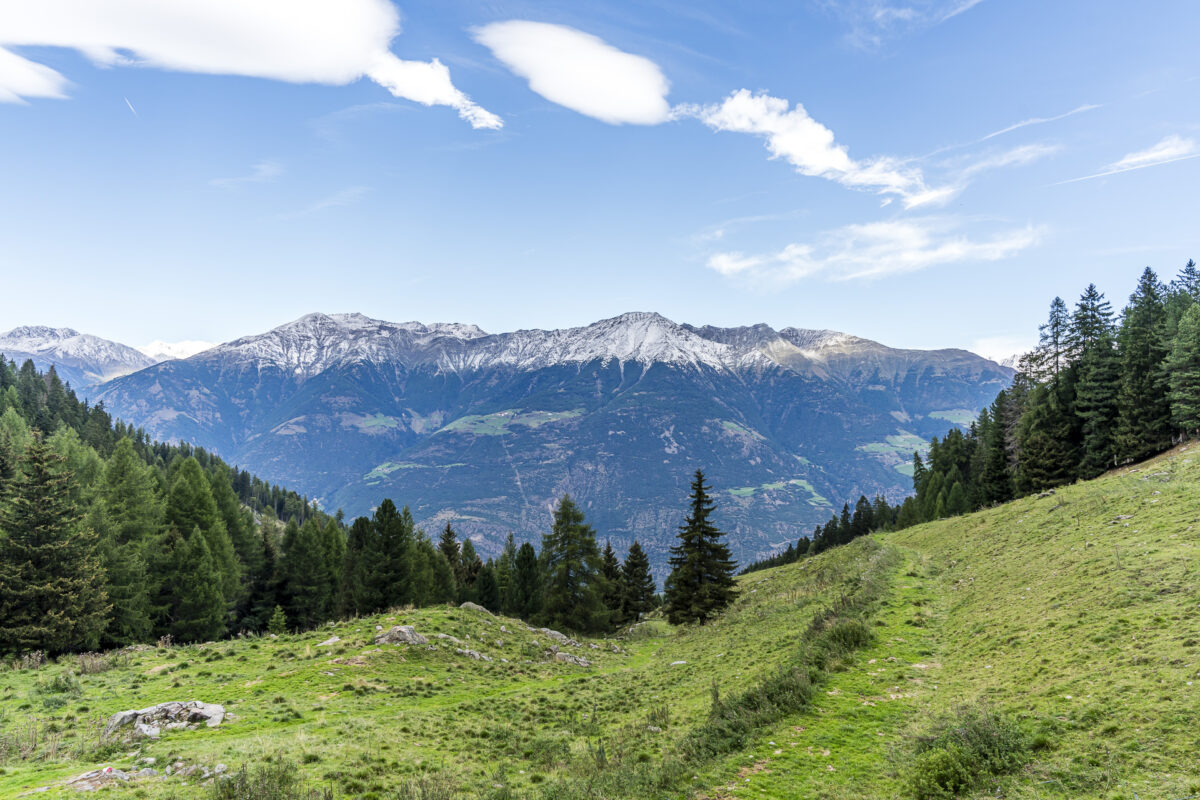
[1, 0, 1198, 359]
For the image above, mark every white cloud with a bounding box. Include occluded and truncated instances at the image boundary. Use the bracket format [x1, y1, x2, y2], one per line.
[683, 89, 952, 208]
[707, 217, 1043, 283]
[0, 0, 500, 128]
[137, 340, 216, 361]
[1059, 134, 1199, 184]
[980, 104, 1100, 141]
[473, 21, 671, 125]
[210, 160, 284, 189]
[829, 0, 987, 49]
[956, 143, 1061, 179]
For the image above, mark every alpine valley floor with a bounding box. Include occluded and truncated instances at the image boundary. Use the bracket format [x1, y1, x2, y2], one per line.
[1, 447, 1198, 799]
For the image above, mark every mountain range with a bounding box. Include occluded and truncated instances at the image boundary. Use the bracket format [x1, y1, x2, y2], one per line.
[3, 314, 1011, 571]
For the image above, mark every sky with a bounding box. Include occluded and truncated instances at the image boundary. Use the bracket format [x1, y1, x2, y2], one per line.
[1, 0, 1198, 361]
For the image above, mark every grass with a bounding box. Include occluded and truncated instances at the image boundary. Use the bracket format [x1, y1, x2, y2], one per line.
[3, 445, 1199, 798]
[726, 479, 830, 507]
[363, 462, 467, 482]
[925, 410, 977, 426]
[440, 410, 583, 436]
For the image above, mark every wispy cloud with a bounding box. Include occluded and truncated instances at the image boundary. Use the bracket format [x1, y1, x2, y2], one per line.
[680, 89, 954, 209]
[1058, 134, 1199, 184]
[707, 217, 1043, 283]
[210, 160, 284, 189]
[980, 104, 1100, 141]
[0, 0, 501, 129]
[955, 143, 1061, 180]
[824, 0, 988, 49]
[278, 186, 369, 220]
[473, 21, 671, 125]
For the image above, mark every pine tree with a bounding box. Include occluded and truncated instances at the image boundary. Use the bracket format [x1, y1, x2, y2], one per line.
[279, 519, 332, 630]
[496, 533, 517, 614]
[1069, 284, 1116, 359]
[91, 439, 160, 646]
[601, 540, 624, 626]
[268, 604, 288, 635]
[340, 516, 380, 616]
[511, 542, 542, 620]
[1116, 267, 1172, 461]
[475, 563, 501, 612]
[1016, 383, 1077, 491]
[620, 541, 655, 623]
[245, 520, 281, 631]
[458, 539, 482, 601]
[1166, 303, 1200, 436]
[539, 495, 607, 633]
[0, 436, 109, 654]
[1075, 333, 1121, 478]
[164, 457, 239, 609]
[372, 500, 415, 608]
[663, 470, 738, 625]
[167, 527, 227, 643]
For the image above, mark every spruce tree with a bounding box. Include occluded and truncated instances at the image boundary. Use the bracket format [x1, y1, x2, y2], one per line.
[340, 516, 380, 616]
[663, 470, 738, 625]
[1166, 303, 1200, 436]
[539, 495, 606, 633]
[1075, 333, 1121, 478]
[1116, 267, 1172, 460]
[601, 540, 624, 626]
[620, 540, 655, 623]
[511, 542, 542, 620]
[278, 519, 332, 630]
[0, 436, 109, 654]
[168, 527, 227, 643]
[458, 539, 482, 601]
[372, 500, 415, 608]
[165, 457, 239, 608]
[475, 563, 501, 612]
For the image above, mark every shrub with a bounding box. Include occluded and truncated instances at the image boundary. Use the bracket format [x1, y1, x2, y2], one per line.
[904, 705, 1031, 799]
[210, 762, 333, 800]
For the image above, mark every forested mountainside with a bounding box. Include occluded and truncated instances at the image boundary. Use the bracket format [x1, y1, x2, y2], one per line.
[94, 312, 1010, 568]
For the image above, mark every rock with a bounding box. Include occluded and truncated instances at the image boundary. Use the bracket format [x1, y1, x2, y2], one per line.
[647, 725, 662, 733]
[456, 647, 494, 662]
[459, 601, 493, 615]
[537, 627, 581, 647]
[554, 652, 591, 667]
[500, 625, 508, 633]
[670, 660, 687, 666]
[375, 625, 428, 646]
[137, 768, 158, 777]
[435, 632, 463, 644]
[105, 701, 226, 739]
[1037, 489, 1055, 498]
[316, 636, 340, 647]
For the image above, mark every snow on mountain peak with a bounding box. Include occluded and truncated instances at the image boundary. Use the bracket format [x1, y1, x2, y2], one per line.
[0, 325, 156, 383]
[137, 340, 218, 362]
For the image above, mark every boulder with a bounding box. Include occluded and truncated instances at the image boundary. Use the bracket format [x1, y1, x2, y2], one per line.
[536, 627, 581, 647]
[459, 602, 493, 615]
[104, 701, 226, 739]
[316, 636, 340, 647]
[375, 625, 428, 646]
[554, 652, 591, 667]
[456, 647, 494, 662]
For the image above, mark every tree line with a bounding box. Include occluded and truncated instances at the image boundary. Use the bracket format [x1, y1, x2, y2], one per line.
[0, 358, 741, 654]
[741, 258, 1199, 576]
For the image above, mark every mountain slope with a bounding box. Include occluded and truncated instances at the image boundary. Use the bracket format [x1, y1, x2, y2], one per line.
[97, 312, 1012, 568]
[2, 447, 1196, 799]
[0, 325, 157, 390]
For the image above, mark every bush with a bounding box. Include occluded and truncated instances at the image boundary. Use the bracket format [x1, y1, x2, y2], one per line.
[210, 762, 333, 800]
[904, 705, 1031, 799]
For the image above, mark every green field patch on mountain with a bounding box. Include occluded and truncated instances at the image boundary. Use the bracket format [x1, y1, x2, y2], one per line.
[440, 409, 584, 436]
[858, 430, 930, 460]
[728, 478, 830, 506]
[363, 461, 467, 481]
[343, 412, 404, 433]
[720, 420, 767, 441]
[926, 408, 977, 425]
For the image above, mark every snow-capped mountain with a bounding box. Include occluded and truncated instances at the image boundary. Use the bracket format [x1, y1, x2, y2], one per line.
[0, 325, 157, 389]
[97, 311, 1013, 571]
[137, 340, 217, 362]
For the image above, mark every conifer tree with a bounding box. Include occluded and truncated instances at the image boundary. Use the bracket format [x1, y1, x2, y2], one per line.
[428, 546, 457, 604]
[663, 470, 738, 625]
[0, 406, 32, 485]
[340, 516, 380, 616]
[246, 520, 281, 631]
[167, 527, 227, 643]
[372, 500, 415, 608]
[458, 539, 482, 601]
[496, 533, 517, 613]
[475, 563, 501, 612]
[268, 604, 287, 635]
[539, 495, 606, 633]
[601, 540, 624, 626]
[1166, 304, 1200, 436]
[438, 523, 460, 575]
[510, 542, 542, 620]
[278, 519, 332, 630]
[0, 436, 109, 654]
[1116, 267, 1172, 460]
[165, 457, 239, 608]
[620, 540, 655, 623]
[1075, 333, 1121, 478]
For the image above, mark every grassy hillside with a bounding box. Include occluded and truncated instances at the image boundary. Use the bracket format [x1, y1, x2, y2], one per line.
[1, 446, 1198, 799]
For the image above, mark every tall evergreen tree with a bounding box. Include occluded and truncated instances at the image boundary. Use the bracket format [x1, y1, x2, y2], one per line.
[372, 500, 415, 608]
[475, 562, 501, 612]
[278, 519, 332, 630]
[510, 542, 542, 620]
[164, 457, 239, 609]
[539, 495, 606, 633]
[601, 540, 624, 626]
[166, 527, 227, 642]
[663, 470, 738, 625]
[1075, 333, 1121, 478]
[458, 539, 482, 601]
[620, 540, 655, 623]
[1116, 267, 1172, 460]
[1166, 304, 1200, 436]
[0, 436, 109, 654]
